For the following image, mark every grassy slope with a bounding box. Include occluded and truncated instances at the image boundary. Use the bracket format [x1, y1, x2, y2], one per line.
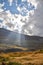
[0, 50, 43, 65]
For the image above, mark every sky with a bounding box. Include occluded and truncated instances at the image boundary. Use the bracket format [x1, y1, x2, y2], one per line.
[0, 0, 43, 37]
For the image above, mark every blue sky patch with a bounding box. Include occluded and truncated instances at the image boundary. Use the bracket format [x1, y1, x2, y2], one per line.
[0, 0, 35, 15]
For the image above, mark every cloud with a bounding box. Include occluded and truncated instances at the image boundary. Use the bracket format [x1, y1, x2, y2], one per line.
[8, 0, 18, 6]
[17, 6, 28, 16]
[34, 0, 43, 36]
[0, 0, 36, 35]
[0, 10, 25, 32]
[22, 0, 26, 2]
[0, 3, 4, 12]
[25, 0, 43, 36]
[0, 0, 43, 37]
[8, 0, 13, 6]
[27, 0, 38, 8]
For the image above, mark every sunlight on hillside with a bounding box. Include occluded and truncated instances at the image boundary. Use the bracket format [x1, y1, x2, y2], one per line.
[0, 50, 43, 65]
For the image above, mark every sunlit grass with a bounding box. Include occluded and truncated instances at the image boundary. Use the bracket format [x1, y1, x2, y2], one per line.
[0, 49, 43, 65]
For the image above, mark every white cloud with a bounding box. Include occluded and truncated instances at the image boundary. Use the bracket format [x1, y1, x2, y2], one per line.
[0, 3, 4, 12]
[8, 0, 13, 6]
[17, 7, 21, 12]
[27, 0, 43, 36]
[22, 0, 26, 2]
[17, 5, 28, 16]
[0, 0, 43, 36]
[27, 0, 38, 8]
[0, 0, 35, 35]
[8, 0, 18, 6]
[0, 10, 25, 32]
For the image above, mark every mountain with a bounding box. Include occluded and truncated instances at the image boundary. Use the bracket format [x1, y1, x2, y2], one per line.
[0, 28, 43, 49]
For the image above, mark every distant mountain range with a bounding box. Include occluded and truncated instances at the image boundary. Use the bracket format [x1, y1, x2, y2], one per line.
[0, 28, 43, 49]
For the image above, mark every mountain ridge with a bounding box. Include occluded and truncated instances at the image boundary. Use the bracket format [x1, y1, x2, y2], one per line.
[0, 28, 43, 49]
